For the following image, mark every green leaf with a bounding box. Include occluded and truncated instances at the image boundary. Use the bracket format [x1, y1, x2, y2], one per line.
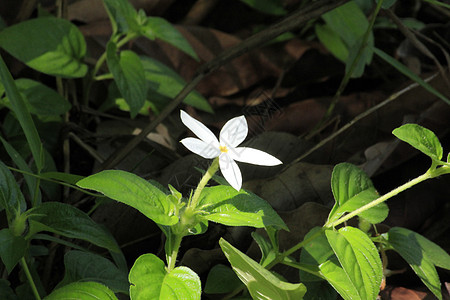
[77, 170, 178, 226]
[0, 229, 27, 274]
[238, 0, 287, 16]
[0, 279, 18, 300]
[102, 0, 139, 35]
[0, 17, 87, 78]
[204, 264, 242, 294]
[334, 188, 388, 224]
[0, 137, 41, 204]
[141, 17, 198, 60]
[0, 55, 44, 171]
[386, 227, 446, 299]
[15, 79, 71, 115]
[140, 56, 212, 113]
[389, 227, 450, 270]
[324, 227, 382, 300]
[0, 161, 27, 217]
[129, 253, 201, 300]
[27, 202, 120, 252]
[315, 24, 349, 62]
[299, 227, 333, 282]
[321, 1, 373, 78]
[328, 163, 383, 224]
[319, 257, 360, 300]
[44, 281, 118, 300]
[392, 124, 443, 161]
[374, 48, 450, 105]
[422, 0, 450, 9]
[58, 251, 129, 294]
[199, 186, 287, 230]
[220, 238, 307, 299]
[106, 42, 147, 118]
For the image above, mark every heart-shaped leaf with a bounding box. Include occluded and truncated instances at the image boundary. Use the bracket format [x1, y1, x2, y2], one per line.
[129, 253, 201, 300]
[44, 281, 117, 300]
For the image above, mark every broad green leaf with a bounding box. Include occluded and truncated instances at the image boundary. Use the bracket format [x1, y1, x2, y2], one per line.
[129, 253, 201, 300]
[386, 227, 445, 299]
[44, 281, 118, 300]
[204, 264, 242, 294]
[106, 42, 147, 118]
[141, 17, 198, 60]
[0, 279, 18, 300]
[392, 124, 443, 161]
[199, 185, 287, 230]
[374, 48, 450, 105]
[27, 202, 119, 252]
[328, 163, 376, 224]
[319, 257, 360, 300]
[334, 188, 388, 224]
[220, 238, 307, 299]
[299, 227, 333, 282]
[321, 1, 373, 78]
[0, 55, 43, 171]
[0, 229, 26, 274]
[0, 161, 26, 217]
[15, 79, 71, 115]
[77, 170, 178, 226]
[388, 227, 450, 270]
[315, 24, 349, 62]
[140, 56, 212, 113]
[0, 17, 87, 78]
[251, 231, 276, 266]
[102, 0, 139, 35]
[325, 227, 382, 300]
[58, 251, 129, 294]
[0, 138, 40, 206]
[238, 0, 287, 15]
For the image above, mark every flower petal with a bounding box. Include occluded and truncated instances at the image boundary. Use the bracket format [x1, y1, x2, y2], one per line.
[219, 115, 248, 148]
[180, 138, 220, 159]
[230, 147, 282, 166]
[180, 110, 219, 146]
[219, 153, 242, 191]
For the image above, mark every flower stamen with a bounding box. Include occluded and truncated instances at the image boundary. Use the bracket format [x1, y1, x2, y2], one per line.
[219, 145, 228, 153]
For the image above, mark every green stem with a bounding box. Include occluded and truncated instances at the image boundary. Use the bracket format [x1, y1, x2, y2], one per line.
[7, 166, 104, 197]
[189, 157, 220, 209]
[20, 257, 41, 300]
[266, 227, 326, 269]
[166, 234, 183, 272]
[327, 170, 433, 228]
[323, 0, 384, 120]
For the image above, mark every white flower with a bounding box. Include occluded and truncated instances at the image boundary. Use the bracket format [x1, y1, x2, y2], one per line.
[180, 110, 282, 191]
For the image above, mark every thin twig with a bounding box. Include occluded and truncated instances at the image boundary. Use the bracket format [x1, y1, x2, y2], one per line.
[99, 0, 350, 171]
[283, 72, 440, 171]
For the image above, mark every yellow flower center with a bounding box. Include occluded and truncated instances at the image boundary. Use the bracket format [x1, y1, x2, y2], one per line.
[219, 145, 228, 153]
